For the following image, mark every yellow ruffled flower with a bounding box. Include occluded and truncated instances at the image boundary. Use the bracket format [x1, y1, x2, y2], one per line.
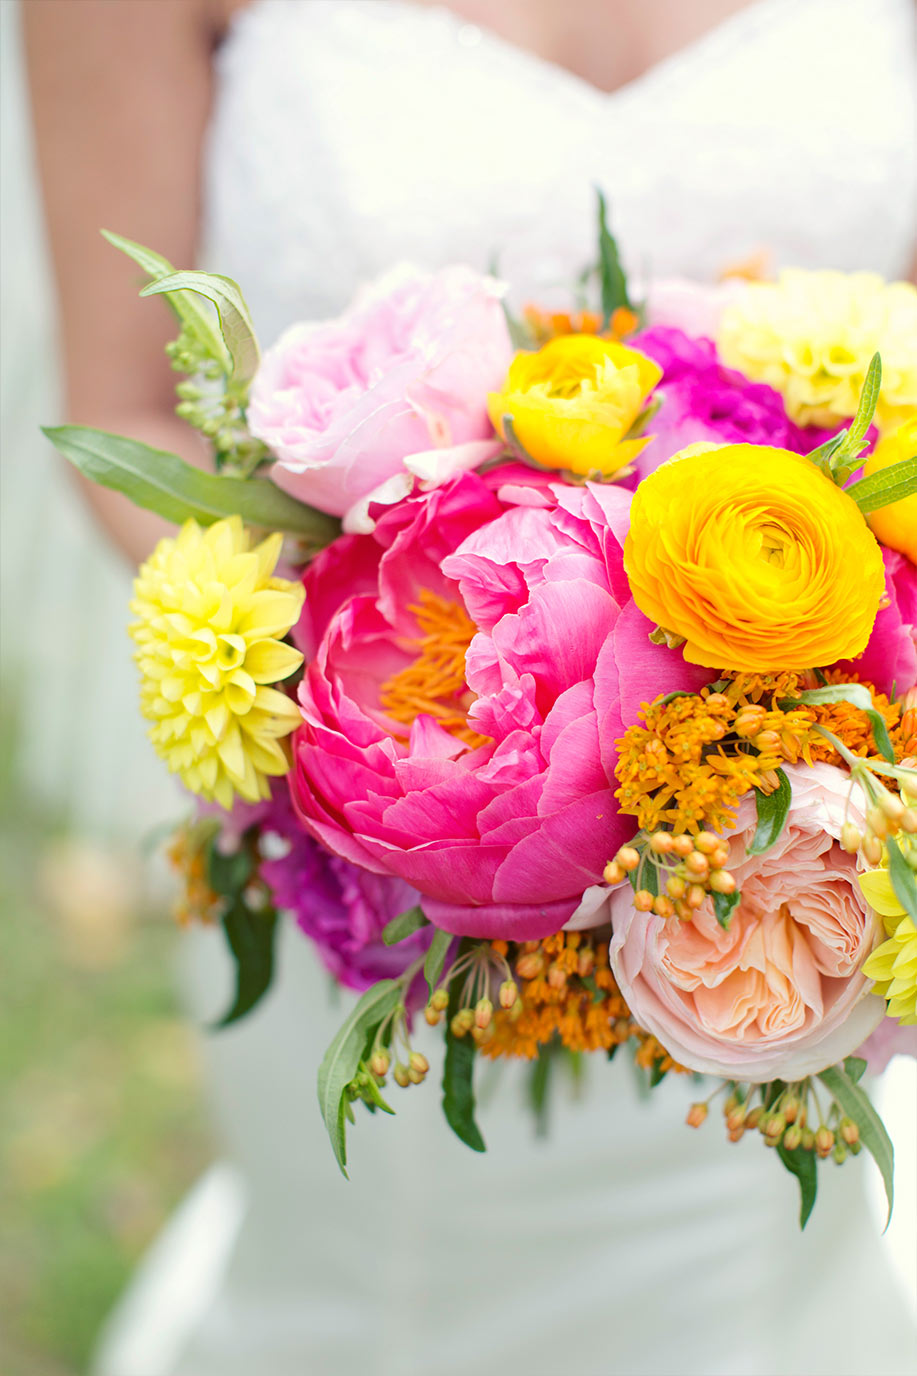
[487, 334, 662, 477]
[860, 863, 917, 1025]
[860, 417, 917, 562]
[130, 516, 305, 808]
[623, 443, 885, 671]
[717, 270, 917, 429]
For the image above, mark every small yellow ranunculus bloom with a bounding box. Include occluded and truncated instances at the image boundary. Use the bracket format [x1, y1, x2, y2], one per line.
[860, 858, 917, 1025]
[860, 417, 917, 562]
[130, 516, 305, 808]
[624, 443, 885, 671]
[487, 334, 662, 477]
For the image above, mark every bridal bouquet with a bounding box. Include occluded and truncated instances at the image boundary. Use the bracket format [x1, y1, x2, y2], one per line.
[46, 202, 917, 1227]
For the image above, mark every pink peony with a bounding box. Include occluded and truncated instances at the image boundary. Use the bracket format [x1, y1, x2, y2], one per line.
[607, 763, 885, 1081]
[249, 265, 512, 533]
[290, 470, 709, 941]
[832, 548, 917, 696]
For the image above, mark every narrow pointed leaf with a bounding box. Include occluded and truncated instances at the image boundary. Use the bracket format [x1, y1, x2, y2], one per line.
[382, 905, 428, 946]
[423, 928, 453, 996]
[846, 454, 917, 513]
[142, 269, 260, 385]
[43, 425, 340, 545]
[776, 1142, 819, 1229]
[886, 836, 917, 923]
[215, 901, 278, 1028]
[749, 769, 792, 855]
[818, 1064, 894, 1226]
[596, 187, 632, 321]
[317, 980, 403, 1176]
[101, 229, 228, 363]
[441, 965, 486, 1153]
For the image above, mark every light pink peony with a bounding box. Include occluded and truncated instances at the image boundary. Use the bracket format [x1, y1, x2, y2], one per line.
[290, 469, 709, 941]
[248, 265, 512, 533]
[606, 763, 886, 1081]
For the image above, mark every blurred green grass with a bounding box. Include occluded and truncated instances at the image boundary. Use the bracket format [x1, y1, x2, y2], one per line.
[0, 697, 213, 1376]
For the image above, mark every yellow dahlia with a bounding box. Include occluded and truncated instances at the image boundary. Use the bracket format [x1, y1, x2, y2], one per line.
[860, 858, 917, 1025]
[130, 517, 305, 807]
[717, 270, 917, 429]
[487, 334, 662, 477]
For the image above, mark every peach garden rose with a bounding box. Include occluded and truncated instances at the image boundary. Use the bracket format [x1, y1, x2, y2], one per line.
[606, 762, 886, 1081]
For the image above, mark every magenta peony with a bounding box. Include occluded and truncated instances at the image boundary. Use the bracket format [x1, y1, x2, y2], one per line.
[249, 265, 511, 532]
[630, 326, 835, 481]
[832, 548, 917, 696]
[606, 763, 885, 1081]
[290, 470, 708, 941]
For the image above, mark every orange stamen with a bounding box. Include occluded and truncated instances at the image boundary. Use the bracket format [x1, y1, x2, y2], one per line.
[379, 589, 488, 749]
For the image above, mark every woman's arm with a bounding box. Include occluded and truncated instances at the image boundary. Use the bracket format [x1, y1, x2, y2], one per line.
[24, 0, 235, 564]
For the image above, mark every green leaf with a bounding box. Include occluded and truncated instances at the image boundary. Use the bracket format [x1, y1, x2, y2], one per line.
[788, 682, 873, 711]
[206, 842, 253, 898]
[846, 352, 882, 452]
[865, 710, 896, 764]
[846, 454, 917, 513]
[748, 769, 792, 856]
[713, 889, 741, 929]
[776, 1142, 819, 1229]
[886, 836, 917, 924]
[101, 229, 228, 364]
[381, 906, 428, 946]
[844, 1056, 868, 1085]
[42, 425, 341, 545]
[423, 928, 453, 997]
[215, 900, 278, 1029]
[528, 1044, 554, 1138]
[648, 1059, 668, 1088]
[317, 980, 403, 1176]
[441, 968, 486, 1154]
[142, 269, 260, 387]
[805, 353, 882, 482]
[818, 1064, 895, 1226]
[595, 188, 633, 323]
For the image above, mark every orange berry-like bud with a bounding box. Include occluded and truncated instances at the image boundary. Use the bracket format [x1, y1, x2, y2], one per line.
[841, 822, 862, 853]
[687, 884, 707, 910]
[840, 1118, 860, 1146]
[815, 1126, 834, 1156]
[471, 1023, 494, 1045]
[672, 835, 695, 858]
[634, 889, 655, 912]
[704, 693, 731, 711]
[516, 952, 544, 979]
[393, 1062, 411, 1088]
[548, 962, 568, 990]
[408, 1066, 425, 1084]
[863, 834, 883, 866]
[801, 1129, 816, 1151]
[686, 1102, 708, 1128]
[424, 1006, 441, 1027]
[711, 845, 731, 869]
[879, 793, 905, 823]
[728, 1127, 745, 1143]
[431, 987, 450, 1012]
[754, 730, 782, 753]
[745, 1106, 763, 1130]
[576, 948, 595, 978]
[616, 846, 641, 872]
[726, 1105, 746, 1132]
[709, 869, 736, 895]
[694, 831, 721, 854]
[649, 832, 675, 854]
[901, 807, 917, 834]
[782, 1096, 799, 1124]
[409, 1052, 429, 1076]
[734, 705, 767, 737]
[867, 806, 889, 839]
[674, 900, 693, 922]
[652, 895, 675, 918]
[451, 1008, 474, 1037]
[475, 998, 493, 1029]
[764, 1113, 785, 1139]
[783, 1124, 802, 1151]
[370, 1050, 390, 1078]
[604, 860, 625, 884]
[685, 851, 709, 878]
[666, 875, 687, 900]
[499, 979, 519, 1009]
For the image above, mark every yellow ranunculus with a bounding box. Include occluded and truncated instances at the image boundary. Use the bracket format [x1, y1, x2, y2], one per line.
[623, 443, 885, 671]
[861, 417, 917, 562]
[860, 857, 917, 1025]
[717, 270, 917, 429]
[487, 334, 662, 477]
[130, 516, 305, 808]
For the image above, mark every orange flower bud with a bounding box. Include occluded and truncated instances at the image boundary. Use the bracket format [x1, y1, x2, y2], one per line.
[409, 1052, 429, 1076]
[745, 1105, 763, 1130]
[649, 832, 675, 854]
[370, 1050, 390, 1078]
[686, 1102, 708, 1128]
[709, 869, 736, 895]
[901, 808, 917, 834]
[783, 1124, 802, 1151]
[666, 875, 687, 900]
[711, 845, 731, 869]
[879, 793, 905, 823]
[815, 1126, 835, 1156]
[653, 895, 675, 918]
[687, 884, 707, 909]
[867, 806, 889, 840]
[424, 1006, 441, 1027]
[704, 693, 731, 711]
[634, 889, 655, 912]
[548, 963, 568, 990]
[393, 1062, 411, 1087]
[431, 987, 450, 1011]
[841, 822, 862, 854]
[616, 846, 641, 872]
[475, 998, 494, 1029]
[471, 1023, 494, 1046]
[685, 851, 709, 878]
[840, 1118, 860, 1146]
[672, 835, 694, 858]
[604, 860, 625, 884]
[734, 705, 768, 737]
[754, 730, 782, 753]
[694, 831, 721, 854]
[499, 979, 519, 1009]
[576, 949, 595, 979]
[863, 834, 883, 866]
[516, 952, 544, 979]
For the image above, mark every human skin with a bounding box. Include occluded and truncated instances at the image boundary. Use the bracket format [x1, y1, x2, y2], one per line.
[25, 0, 802, 565]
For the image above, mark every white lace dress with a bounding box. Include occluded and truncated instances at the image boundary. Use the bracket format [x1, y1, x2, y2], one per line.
[94, 2, 917, 1373]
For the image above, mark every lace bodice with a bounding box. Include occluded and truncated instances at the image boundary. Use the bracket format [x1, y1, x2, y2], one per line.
[203, 0, 917, 345]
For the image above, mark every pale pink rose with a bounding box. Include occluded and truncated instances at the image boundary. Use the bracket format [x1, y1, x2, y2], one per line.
[248, 265, 512, 533]
[606, 763, 886, 1081]
[643, 277, 744, 339]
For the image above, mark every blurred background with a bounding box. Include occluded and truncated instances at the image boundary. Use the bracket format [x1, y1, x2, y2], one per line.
[1, 7, 215, 1372]
[2, 2, 915, 1373]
